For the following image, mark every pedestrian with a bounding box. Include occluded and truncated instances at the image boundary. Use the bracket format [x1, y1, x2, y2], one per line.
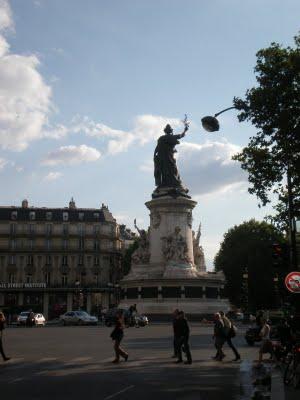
[175, 311, 192, 365]
[220, 311, 240, 361]
[212, 312, 226, 361]
[255, 318, 273, 368]
[172, 309, 179, 358]
[0, 312, 10, 362]
[110, 311, 129, 364]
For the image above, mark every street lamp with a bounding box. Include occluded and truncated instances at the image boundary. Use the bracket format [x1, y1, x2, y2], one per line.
[201, 106, 298, 271]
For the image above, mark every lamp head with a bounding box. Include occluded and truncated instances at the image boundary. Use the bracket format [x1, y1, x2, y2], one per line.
[201, 116, 220, 132]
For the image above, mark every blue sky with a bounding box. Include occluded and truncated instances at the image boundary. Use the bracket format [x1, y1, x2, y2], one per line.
[0, 0, 299, 268]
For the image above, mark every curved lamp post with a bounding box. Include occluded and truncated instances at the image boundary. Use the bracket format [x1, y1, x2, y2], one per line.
[201, 105, 297, 271]
[201, 106, 236, 132]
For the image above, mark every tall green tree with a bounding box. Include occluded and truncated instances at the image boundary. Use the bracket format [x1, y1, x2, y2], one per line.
[232, 34, 300, 231]
[214, 220, 286, 310]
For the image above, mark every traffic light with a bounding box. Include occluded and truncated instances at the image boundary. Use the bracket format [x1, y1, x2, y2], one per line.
[272, 243, 289, 268]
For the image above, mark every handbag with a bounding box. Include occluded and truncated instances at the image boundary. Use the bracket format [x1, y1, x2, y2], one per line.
[229, 324, 237, 338]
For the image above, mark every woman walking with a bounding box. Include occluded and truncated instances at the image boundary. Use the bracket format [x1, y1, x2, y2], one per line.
[110, 311, 128, 363]
[212, 312, 226, 361]
[0, 312, 10, 362]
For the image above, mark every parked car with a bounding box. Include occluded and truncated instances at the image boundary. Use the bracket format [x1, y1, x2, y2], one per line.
[104, 308, 149, 327]
[59, 311, 98, 326]
[17, 311, 46, 326]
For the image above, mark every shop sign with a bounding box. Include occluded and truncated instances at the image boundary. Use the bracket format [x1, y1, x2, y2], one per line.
[0, 282, 47, 289]
[285, 272, 300, 293]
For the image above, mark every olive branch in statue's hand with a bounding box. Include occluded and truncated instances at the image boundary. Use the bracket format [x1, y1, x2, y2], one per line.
[182, 114, 190, 132]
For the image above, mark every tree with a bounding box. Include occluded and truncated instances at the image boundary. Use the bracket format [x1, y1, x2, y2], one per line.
[214, 219, 286, 310]
[232, 34, 300, 231]
[121, 240, 139, 276]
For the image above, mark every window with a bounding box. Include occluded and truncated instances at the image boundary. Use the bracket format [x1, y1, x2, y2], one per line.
[46, 239, 51, 251]
[63, 239, 68, 250]
[46, 212, 52, 221]
[27, 255, 33, 265]
[94, 273, 99, 286]
[78, 224, 85, 235]
[8, 273, 15, 283]
[63, 224, 68, 235]
[11, 211, 17, 220]
[94, 241, 99, 251]
[10, 223, 16, 234]
[78, 212, 84, 221]
[78, 255, 84, 265]
[94, 225, 100, 234]
[26, 275, 32, 284]
[29, 224, 35, 234]
[62, 274, 68, 287]
[29, 239, 34, 250]
[46, 255, 52, 265]
[10, 255, 16, 264]
[10, 239, 16, 250]
[93, 213, 99, 220]
[45, 272, 51, 285]
[79, 238, 84, 250]
[63, 212, 69, 221]
[29, 211, 35, 221]
[94, 256, 100, 266]
[46, 224, 52, 235]
[62, 255, 68, 265]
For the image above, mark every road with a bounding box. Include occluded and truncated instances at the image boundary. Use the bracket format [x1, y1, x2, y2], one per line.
[0, 323, 258, 400]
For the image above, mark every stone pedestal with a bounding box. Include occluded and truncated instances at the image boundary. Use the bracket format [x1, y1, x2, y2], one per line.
[120, 194, 229, 316]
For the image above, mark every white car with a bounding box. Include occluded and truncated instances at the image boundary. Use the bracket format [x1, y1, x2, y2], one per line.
[17, 311, 46, 326]
[59, 311, 98, 326]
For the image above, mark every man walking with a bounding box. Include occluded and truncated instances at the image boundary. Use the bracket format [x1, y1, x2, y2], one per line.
[213, 313, 226, 361]
[220, 311, 240, 361]
[0, 312, 10, 362]
[175, 311, 192, 365]
[172, 309, 179, 358]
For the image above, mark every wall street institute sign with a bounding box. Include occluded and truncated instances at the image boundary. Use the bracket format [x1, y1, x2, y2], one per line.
[285, 272, 300, 294]
[0, 283, 47, 289]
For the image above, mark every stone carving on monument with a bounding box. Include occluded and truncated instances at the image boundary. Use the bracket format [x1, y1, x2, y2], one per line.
[161, 226, 191, 266]
[192, 223, 207, 273]
[131, 219, 150, 265]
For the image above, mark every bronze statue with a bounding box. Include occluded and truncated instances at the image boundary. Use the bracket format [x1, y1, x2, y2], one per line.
[153, 115, 189, 194]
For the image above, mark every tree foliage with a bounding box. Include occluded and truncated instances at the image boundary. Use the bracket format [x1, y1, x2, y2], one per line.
[232, 34, 300, 223]
[214, 219, 286, 310]
[122, 240, 139, 276]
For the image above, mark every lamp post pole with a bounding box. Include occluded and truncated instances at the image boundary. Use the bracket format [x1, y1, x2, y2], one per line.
[201, 107, 298, 271]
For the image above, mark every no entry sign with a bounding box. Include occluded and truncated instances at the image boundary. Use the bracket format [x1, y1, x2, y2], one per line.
[285, 271, 300, 293]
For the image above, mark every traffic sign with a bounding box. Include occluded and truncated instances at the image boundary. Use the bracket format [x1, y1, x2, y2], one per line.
[285, 271, 300, 293]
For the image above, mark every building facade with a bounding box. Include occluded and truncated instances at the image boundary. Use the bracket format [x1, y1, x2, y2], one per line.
[0, 199, 122, 319]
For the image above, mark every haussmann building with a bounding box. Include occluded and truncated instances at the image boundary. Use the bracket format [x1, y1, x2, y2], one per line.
[0, 199, 122, 319]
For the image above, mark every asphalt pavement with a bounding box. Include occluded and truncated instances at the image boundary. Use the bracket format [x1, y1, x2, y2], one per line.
[0, 324, 261, 400]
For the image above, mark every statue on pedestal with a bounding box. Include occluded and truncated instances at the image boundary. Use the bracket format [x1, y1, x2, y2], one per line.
[131, 219, 150, 264]
[192, 223, 206, 272]
[153, 115, 190, 198]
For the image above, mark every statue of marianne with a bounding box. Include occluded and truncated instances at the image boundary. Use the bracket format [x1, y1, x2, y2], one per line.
[153, 117, 189, 189]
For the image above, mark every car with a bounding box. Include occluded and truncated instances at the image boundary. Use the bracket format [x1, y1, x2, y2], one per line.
[59, 311, 98, 326]
[17, 311, 46, 326]
[104, 308, 149, 327]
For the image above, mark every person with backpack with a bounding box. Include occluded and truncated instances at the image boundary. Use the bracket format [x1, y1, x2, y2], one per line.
[110, 311, 129, 364]
[0, 312, 10, 362]
[220, 311, 240, 361]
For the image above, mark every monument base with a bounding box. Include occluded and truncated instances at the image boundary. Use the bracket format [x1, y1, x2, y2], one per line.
[119, 274, 230, 317]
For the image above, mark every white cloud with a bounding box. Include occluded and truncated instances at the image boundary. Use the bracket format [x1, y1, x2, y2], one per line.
[43, 171, 63, 181]
[0, 156, 7, 169]
[42, 144, 101, 166]
[140, 140, 247, 197]
[0, 0, 53, 151]
[71, 114, 183, 155]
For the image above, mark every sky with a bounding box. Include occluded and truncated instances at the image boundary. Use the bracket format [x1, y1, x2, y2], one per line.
[0, 0, 299, 268]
